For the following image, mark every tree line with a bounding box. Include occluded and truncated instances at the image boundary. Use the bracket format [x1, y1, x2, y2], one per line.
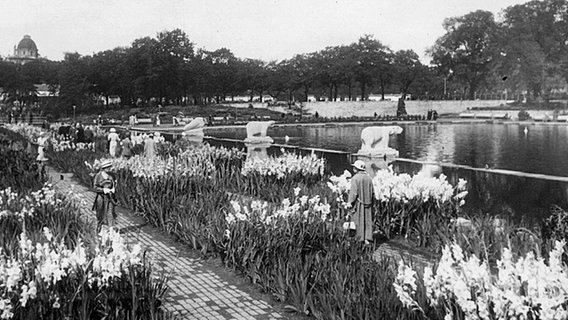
[1, 0, 568, 116]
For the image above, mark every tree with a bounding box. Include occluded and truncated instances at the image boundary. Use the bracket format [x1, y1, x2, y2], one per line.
[499, 0, 568, 102]
[393, 50, 424, 99]
[236, 58, 268, 101]
[57, 52, 92, 114]
[205, 48, 238, 102]
[350, 35, 391, 100]
[392, 50, 424, 116]
[287, 53, 316, 102]
[429, 10, 500, 100]
[127, 36, 161, 104]
[266, 61, 289, 101]
[90, 48, 131, 106]
[155, 29, 195, 104]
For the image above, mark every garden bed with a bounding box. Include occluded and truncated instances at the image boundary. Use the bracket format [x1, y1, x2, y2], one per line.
[5, 122, 568, 320]
[0, 127, 174, 320]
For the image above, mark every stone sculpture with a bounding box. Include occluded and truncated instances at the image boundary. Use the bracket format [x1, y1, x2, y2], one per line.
[36, 133, 48, 162]
[183, 117, 206, 137]
[358, 126, 403, 156]
[244, 121, 275, 143]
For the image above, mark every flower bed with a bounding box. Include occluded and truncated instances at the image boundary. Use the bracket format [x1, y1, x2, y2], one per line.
[0, 127, 173, 320]
[328, 167, 467, 249]
[240, 150, 326, 202]
[8, 123, 567, 319]
[395, 241, 568, 320]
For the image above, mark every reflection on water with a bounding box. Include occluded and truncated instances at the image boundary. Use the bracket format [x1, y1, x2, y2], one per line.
[208, 123, 568, 177]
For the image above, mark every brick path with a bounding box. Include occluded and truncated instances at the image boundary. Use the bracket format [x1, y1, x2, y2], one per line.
[46, 167, 288, 320]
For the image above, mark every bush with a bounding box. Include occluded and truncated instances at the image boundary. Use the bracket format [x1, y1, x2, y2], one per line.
[518, 109, 531, 121]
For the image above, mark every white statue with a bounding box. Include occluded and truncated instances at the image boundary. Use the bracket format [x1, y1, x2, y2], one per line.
[183, 117, 205, 137]
[358, 126, 403, 156]
[244, 121, 275, 143]
[36, 133, 49, 162]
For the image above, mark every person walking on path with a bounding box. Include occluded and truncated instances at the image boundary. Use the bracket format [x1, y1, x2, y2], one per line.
[347, 160, 375, 244]
[108, 128, 120, 157]
[144, 133, 156, 158]
[36, 132, 49, 162]
[92, 160, 117, 230]
[120, 133, 132, 158]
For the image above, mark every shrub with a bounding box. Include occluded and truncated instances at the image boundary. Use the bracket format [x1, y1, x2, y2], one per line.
[518, 109, 531, 121]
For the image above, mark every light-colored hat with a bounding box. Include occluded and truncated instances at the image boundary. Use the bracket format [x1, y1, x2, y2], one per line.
[154, 132, 161, 136]
[352, 160, 366, 171]
[109, 128, 116, 133]
[100, 159, 113, 169]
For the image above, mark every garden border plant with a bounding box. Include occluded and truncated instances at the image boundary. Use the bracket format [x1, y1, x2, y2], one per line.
[7, 123, 567, 319]
[0, 126, 175, 320]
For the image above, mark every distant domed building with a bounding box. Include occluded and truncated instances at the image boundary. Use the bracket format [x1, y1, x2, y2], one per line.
[7, 35, 39, 64]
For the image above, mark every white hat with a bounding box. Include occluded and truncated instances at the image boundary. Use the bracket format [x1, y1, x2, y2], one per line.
[352, 160, 366, 171]
[100, 159, 112, 169]
[109, 128, 116, 133]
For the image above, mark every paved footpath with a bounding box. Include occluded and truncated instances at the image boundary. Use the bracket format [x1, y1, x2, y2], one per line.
[46, 167, 289, 320]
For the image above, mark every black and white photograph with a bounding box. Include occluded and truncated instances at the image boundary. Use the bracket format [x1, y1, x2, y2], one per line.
[1, 0, 568, 319]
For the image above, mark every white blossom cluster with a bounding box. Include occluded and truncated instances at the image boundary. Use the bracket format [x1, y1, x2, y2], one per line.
[327, 170, 353, 209]
[3, 124, 48, 146]
[373, 167, 467, 204]
[327, 166, 468, 205]
[86, 144, 242, 179]
[50, 140, 94, 152]
[226, 187, 331, 226]
[4, 123, 96, 152]
[241, 149, 325, 179]
[0, 227, 143, 319]
[0, 186, 61, 220]
[395, 241, 568, 320]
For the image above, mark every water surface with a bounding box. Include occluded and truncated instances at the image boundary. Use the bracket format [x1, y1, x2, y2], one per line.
[208, 123, 568, 177]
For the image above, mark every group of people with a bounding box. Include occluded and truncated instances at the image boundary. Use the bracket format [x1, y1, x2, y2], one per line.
[107, 128, 132, 158]
[58, 122, 95, 146]
[106, 127, 167, 159]
[427, 109, 439, 120]
[96, 128, 168, 229]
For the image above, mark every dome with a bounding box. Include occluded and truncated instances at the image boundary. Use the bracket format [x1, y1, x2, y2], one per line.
[17, 35, 38, 52]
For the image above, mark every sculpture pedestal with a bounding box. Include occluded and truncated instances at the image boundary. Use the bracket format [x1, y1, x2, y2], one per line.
[245, 142, 271, 160]
[183, 135, 204, 146]
[183, 128, 204, 136]
[353, 149, 398, 176]
[244, 137, 274, 144]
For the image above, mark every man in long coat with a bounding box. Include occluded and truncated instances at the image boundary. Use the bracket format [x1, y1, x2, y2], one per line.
[348, 160, 375, 244]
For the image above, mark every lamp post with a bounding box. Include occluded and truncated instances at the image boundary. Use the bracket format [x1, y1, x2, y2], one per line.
[73, 105, 76, 122]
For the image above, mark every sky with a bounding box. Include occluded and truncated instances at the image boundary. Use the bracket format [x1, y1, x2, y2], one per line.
[1, 0, 529, 64]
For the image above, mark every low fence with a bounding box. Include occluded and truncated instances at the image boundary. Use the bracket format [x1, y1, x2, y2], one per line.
[0, 116, 47, 126]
